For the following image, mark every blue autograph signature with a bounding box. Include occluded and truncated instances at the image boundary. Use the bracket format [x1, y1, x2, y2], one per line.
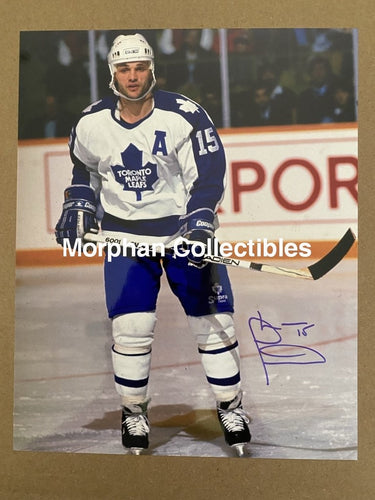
[248, 311, 326, 385]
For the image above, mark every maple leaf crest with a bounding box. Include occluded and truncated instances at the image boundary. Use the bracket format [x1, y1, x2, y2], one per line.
[111, 144, 158, 201]
[176, 98, 199, 114]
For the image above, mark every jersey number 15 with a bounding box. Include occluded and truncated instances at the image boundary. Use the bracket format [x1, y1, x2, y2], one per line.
[196, 127, 220, 156]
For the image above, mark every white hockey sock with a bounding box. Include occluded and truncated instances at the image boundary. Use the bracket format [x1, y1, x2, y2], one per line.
[112, 345, 152, 401]
[187, 313, 242, 402]
[111, 312, 156, 402]
[198, 340, 241, 402]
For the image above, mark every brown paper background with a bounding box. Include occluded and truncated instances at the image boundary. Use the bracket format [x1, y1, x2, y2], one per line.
[0, 1, 372, 498]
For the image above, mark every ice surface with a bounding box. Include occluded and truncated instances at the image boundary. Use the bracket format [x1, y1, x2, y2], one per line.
[14, 259, 357, 459]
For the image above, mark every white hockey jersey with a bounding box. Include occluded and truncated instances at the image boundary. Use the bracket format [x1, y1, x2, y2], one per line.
[69, 90, 226, 244]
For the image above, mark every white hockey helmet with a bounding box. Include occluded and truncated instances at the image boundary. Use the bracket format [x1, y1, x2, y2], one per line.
[108, 33, 156, 101]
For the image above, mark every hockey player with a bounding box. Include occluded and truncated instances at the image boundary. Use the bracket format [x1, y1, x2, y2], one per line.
[55, 33, 251, 456]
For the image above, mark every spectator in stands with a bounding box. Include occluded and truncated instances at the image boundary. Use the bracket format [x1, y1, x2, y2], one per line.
[165, 29, 220, 100]
[20, 95, 75, 139]
[210, 28, 254, 54]
[297, 56, 337, 124]
[154, 61, 169, 91]
[245, 81, 296, 126]
[46, 32, 96, 118]
[201, 88, 223, 128]
[229, 33, 255, 91]
[45, 32, 113, 126]
[331, 79, 356, 122]
[229, 33, 256, 127]
[158, 29, 214, 55]
[257, 63, 297, 124]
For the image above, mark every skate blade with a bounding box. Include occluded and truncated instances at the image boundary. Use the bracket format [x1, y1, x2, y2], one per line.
[130, 447, 145, 456]
[231, 443, 249, 457]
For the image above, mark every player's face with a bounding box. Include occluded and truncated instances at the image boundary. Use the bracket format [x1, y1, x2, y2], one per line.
[114, 61, 152, 100]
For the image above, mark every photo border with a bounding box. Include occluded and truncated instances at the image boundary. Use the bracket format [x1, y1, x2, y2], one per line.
[1, 1, 371, 498]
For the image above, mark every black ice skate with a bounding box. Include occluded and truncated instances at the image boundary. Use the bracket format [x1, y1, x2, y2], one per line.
[217, 392, 251, 457]
[121, 402, 150, 455]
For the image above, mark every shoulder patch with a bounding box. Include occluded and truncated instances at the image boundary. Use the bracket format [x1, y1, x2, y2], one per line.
[176, 98, 200, 114]
[154, 90, 200, 115]
[153, 90, 211, 127]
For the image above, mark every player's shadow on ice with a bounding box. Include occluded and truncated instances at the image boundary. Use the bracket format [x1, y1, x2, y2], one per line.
[83, 404, 241, 456]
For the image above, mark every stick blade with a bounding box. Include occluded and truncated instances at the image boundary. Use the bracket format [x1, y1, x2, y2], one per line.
[307, 228, 356, 280]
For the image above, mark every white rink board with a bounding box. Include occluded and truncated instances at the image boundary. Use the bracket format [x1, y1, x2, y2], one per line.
[217, 125, 358, 241]
[16, 124, 358, 250]
[17, 141, 72, 249]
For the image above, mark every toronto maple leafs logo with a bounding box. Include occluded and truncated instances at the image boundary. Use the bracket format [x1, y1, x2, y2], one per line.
[176, 98, 199, 114]
[111, 144, 158, 201]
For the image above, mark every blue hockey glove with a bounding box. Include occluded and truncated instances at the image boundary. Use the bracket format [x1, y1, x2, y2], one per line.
[55, 185, 98, 246]
[183, 228, 214, 268]
[180, 212, 215, 268]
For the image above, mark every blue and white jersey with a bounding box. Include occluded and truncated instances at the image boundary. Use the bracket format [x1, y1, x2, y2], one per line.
[69, 90, 226, 245]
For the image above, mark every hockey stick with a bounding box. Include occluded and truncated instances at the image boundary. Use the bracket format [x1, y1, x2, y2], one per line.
[83, 228, 356, 281]
[234, 228, 356, 280]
